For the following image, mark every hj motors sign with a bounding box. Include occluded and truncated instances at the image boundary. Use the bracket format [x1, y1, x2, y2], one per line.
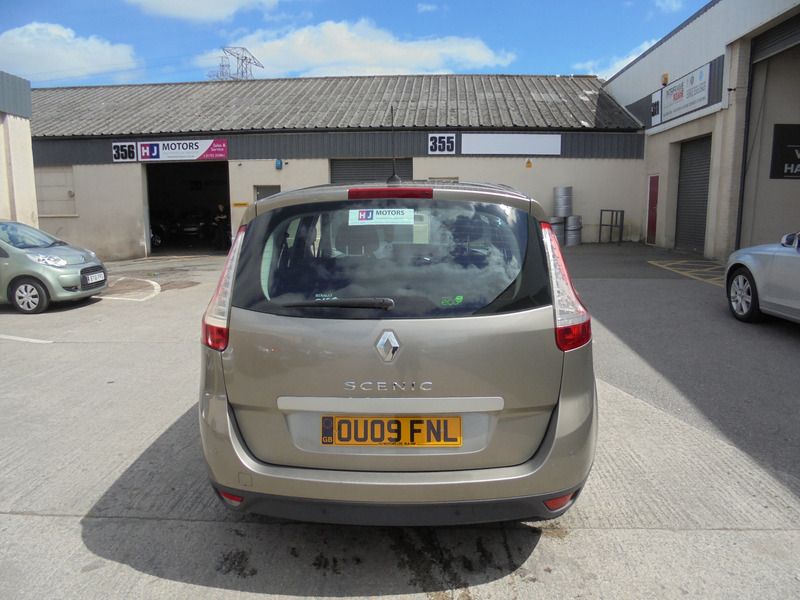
[111, 139, 228, 162]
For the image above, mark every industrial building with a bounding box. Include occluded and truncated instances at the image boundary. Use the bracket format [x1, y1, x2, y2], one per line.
[604, 0, 800, 258]
[1, 71, 37, 225]
[20, 0, 800, 261]
[30, 75, 644, 259]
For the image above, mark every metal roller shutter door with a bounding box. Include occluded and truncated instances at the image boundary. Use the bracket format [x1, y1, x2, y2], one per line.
[751, 13, 800, 63]
[675, 136, 711, 253]
[330, 158, 413, 184]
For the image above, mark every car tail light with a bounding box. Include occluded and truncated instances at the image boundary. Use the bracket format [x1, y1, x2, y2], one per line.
[348, 187, 433, 200]
[202, 225, 247, 351]
[540, 222, 592, 351]
[544, 491, 576, 511]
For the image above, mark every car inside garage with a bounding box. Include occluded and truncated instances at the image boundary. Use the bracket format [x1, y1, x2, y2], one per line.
[146, 161, 230, 253]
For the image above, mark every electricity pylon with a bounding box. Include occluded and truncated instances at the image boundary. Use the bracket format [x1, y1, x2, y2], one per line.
[208, 47, 263, 80]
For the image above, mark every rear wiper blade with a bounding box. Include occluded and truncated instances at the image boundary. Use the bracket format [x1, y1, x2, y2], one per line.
[281, 297, 395, 310]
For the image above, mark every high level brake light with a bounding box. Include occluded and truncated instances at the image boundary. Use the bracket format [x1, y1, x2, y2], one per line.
[348, 187, 433, 200]
[202, 225, 247, 351]
[540, 222, 592, 351]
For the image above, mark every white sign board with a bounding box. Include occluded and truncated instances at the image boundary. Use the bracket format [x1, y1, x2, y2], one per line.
[461, 133, 561, 156]
[661, 63, 710, 122]
[136, 139, 228, 162]
[348, 209, 415, 226]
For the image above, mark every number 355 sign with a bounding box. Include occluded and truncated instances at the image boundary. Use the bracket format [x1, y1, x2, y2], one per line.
[428, 133, 456, 155]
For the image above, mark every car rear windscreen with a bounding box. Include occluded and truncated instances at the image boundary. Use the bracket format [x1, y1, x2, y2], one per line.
[232, 199, 551, 319]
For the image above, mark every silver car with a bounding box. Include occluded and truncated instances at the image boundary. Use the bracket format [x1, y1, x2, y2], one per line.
[0, 220, 107, 313]
[199, 182, 597, 525]
[726, 231, 800, 323]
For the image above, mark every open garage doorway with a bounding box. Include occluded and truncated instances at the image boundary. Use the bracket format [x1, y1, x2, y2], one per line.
[146, 161, 230, 254]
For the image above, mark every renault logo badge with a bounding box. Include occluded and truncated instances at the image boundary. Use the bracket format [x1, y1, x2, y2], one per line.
[376, 330, 400, 362]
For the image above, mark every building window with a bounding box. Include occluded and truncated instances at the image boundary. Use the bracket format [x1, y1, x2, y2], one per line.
[254, 185, 281, 202]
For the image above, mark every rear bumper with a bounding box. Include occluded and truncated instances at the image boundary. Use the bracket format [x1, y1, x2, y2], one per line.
[199, 344, 597, 525]
[213, 483, 586, 526]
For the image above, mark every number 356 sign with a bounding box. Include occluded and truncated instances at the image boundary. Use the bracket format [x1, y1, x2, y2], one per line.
[111, 142, 138, 162]
[428, 133, 456, 155]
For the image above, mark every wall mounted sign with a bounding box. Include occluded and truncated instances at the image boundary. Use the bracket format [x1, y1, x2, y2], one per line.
[111, 142, 137, 162]
[138, 139, 228, 162]
[461, 133, 561, 156]
[660, 63, 710, 123]
[650, 90, 662, 127]
[428, 133, 456, 154]
[112, 139, 228, 162]
[770, 124, 800, 179]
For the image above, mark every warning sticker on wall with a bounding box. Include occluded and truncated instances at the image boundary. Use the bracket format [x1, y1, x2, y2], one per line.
[348, 209, 415, 226]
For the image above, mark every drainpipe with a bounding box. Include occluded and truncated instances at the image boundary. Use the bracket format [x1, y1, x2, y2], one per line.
[734, 43, 755, 251]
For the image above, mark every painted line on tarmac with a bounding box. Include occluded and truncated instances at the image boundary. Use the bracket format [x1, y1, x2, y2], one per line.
[0, 334, 54, 344]
[648, 260, 725, 288]
[114, 254, 217, 266]
[101, 277, 162, 302]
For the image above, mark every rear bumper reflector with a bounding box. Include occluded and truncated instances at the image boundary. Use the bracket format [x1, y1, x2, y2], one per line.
[543, 491, 577, 511]
[219, 490, 244, 507]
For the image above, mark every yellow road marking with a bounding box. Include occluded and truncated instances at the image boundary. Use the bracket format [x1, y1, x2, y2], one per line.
[648, 260, 725, 288]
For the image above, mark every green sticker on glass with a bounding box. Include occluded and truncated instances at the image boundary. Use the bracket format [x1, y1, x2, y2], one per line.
[441, 295, 464, 307]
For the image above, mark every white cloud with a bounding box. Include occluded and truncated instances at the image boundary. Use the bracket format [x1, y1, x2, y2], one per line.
[265, 10, 314, 23]
[196, 19, 515, 77]
[572, 39, 657, 80]
[655, 0, 683, 12]
[0, 22, 137, 83]
[126, 0, 278, 22]
[417, 3, 439, 12]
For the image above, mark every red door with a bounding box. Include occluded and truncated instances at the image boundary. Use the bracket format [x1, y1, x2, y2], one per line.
[646, 175, 659, 245]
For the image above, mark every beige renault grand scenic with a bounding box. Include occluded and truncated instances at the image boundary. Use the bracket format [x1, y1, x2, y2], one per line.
[199, 181, 596, 525]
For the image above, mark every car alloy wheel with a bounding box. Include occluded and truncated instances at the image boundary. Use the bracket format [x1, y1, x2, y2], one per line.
[729, 274, 751, 316]
[727, 268, 761, 322]
[11, 279, 49, 314]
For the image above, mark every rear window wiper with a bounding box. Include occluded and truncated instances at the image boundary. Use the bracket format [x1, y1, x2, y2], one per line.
[281, 297, 395, 310]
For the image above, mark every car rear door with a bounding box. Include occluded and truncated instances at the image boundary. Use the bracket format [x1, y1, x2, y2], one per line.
[224, 189, 564, 472]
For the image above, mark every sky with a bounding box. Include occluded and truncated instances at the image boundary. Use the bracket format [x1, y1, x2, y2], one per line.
[0, 0, 710, 88]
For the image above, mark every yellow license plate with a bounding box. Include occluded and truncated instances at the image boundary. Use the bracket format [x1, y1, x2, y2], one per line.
[321, 416, 462, 447]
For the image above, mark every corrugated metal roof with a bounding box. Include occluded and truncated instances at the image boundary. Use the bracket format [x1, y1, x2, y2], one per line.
[30, 74, 640, 138]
